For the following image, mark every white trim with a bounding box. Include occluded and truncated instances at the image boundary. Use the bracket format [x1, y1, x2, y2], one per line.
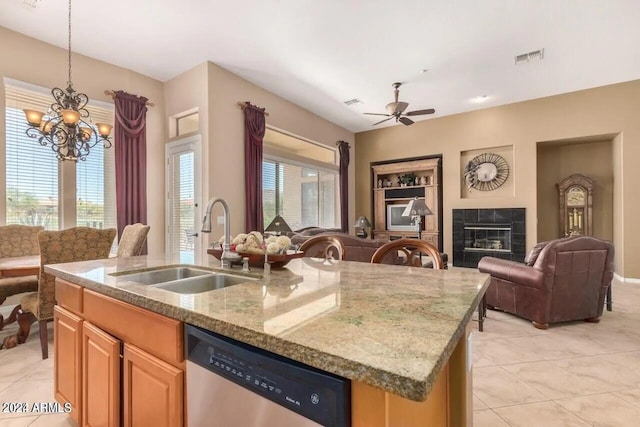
[613, 272, 640, 283]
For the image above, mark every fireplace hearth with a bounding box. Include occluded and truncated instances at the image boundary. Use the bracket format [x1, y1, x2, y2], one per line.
[453, 208, 525, 268]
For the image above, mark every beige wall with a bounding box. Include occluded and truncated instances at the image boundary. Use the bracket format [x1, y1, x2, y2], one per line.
[0, 27, 166, 254]
[355, 80, 640, 278]
[204, 62, 355, 255]
[536, 140, 614, 242]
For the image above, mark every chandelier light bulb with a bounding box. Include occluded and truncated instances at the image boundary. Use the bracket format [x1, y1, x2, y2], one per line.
[61, 109, 80, 125]
[40, 121, 54, 133]
[96, 123, 113, 137]
[80, 127, 93, 141]
[23, 109, 44, 126]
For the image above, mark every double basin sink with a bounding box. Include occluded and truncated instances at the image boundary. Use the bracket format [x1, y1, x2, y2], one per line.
[115, 267, 257, 294]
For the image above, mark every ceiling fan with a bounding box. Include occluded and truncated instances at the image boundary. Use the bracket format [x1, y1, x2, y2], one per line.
[364, 82, 435, 126]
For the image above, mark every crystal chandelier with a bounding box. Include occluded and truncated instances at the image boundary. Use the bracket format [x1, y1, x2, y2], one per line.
[22, 0, 112, 161]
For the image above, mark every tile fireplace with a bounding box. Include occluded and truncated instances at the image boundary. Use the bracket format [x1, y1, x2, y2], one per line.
[453, 208, 525, 268]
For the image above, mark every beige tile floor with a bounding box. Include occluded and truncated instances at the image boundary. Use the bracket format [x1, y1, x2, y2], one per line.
[473, 280, 640, 427]
[0, 281, 638, 426]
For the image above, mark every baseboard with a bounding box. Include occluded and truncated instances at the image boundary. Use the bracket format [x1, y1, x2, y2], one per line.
[613, 272, 640, 284]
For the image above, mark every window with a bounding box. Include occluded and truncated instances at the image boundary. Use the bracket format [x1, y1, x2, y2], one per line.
[262, 128, 339, 230]
[4, 80, 116, 232]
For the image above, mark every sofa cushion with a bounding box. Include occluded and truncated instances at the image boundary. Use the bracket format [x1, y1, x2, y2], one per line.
[524, 241, 550, 266]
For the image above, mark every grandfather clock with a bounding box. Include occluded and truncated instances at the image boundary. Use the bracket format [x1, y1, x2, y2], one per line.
[557, 174, 594, 237]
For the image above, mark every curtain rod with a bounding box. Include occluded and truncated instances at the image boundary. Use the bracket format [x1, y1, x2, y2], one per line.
[237, 101, 269, 116]
[104, 90, 155, 107]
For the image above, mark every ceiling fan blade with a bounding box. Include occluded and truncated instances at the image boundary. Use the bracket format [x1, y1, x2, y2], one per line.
[363, 113, 391, 117]
[399, 117, 414, 126]
[405, 108, 436, 116]
[372, 116, 394, 126]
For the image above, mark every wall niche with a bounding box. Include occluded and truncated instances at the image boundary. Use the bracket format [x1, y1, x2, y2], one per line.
[460, 145, 514, 199]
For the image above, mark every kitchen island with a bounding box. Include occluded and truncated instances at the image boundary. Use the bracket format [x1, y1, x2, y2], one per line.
[45, 255, 488, 427]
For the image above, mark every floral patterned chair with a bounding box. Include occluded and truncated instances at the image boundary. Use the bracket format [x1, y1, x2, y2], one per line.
[17, 227, 116, 358]
[0, 224, 44, 259]
[116, 223, 150, 257]
[0, 225, 43, 330]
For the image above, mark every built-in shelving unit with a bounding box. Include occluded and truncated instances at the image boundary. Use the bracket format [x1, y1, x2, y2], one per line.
[371, 158, 441, 249]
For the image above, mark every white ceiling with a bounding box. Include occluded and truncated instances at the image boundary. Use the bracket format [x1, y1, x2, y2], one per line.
[2, 0, 639, 133]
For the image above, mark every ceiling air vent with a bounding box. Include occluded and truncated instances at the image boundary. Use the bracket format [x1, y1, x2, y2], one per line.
[514, 49, 544, 65]
[344, 98, 363, 106]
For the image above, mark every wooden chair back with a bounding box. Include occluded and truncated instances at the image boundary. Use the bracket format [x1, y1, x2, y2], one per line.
[299, 235, 346, 261]
[371, 238, 444, 269]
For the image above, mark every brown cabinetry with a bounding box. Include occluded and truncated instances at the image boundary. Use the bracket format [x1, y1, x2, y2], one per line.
[54, 278, 185, 427]
[372, 158, 441, 249]
[53, 306, 82, 424]
[123, 343, 184, 427]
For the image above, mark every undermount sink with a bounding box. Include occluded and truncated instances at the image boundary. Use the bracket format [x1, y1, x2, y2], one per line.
[154, 273, 256, 294]
[115, 266, 257, 294]
[117, 266, 213, 285]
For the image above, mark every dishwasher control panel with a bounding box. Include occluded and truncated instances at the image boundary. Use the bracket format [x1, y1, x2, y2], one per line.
[186, 324, 350, 427]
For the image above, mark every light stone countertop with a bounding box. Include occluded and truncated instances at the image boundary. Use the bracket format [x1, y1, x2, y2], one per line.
[45, 255, 489, 401]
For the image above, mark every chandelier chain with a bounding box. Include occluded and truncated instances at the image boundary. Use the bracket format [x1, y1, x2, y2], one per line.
[67, 0, 72, 86]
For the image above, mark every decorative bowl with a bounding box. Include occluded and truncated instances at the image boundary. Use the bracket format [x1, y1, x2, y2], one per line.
[207, 248, 304, 269]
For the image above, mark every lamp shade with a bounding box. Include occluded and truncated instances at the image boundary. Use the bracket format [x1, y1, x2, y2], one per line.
[265, 215, 292, 233]
[402, 197, 433, 217]
[353, 216, 372, 228]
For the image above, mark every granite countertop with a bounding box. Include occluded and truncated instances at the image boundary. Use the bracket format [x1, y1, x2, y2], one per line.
[45, 255, 489, 402]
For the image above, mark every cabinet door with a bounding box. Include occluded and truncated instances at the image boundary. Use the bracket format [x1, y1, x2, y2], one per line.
[82, 322, 121, 427]
[123, 343, 184, 427]
[54, 306, 83, 424]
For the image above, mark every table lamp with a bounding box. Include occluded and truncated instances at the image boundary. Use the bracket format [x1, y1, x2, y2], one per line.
[402, 197, 432, 240]
[264, 215, 292, 235]
[353, 216, 372, 239]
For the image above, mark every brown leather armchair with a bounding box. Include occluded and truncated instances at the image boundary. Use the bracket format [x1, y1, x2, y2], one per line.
[477, 236, 614, 329]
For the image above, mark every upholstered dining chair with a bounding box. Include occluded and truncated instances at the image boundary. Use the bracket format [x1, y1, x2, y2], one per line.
[370, 238, 444, 269]
[0, 225, 43, 331]
[299, 235, 346, 261]
[17, 227, 116, 359]
[0, 224, 44, 259]
[116, 223, 150, 257]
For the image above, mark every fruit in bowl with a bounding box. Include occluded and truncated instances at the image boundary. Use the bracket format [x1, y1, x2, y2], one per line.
[208, 231, 301, 268]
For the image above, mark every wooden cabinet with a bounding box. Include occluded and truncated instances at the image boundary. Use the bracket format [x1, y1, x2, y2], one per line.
[54, 306, 83, 424]
[372, 158, 441, 250]
[123, 344, 184, 427]
[54, 278, 184, 427]
[82, 321, 120, 427]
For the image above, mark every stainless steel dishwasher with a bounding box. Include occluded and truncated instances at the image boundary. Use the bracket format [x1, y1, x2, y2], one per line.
[186, 325, 350, 427]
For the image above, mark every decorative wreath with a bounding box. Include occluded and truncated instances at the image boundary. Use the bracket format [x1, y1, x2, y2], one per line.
[464, 153, 509, 191]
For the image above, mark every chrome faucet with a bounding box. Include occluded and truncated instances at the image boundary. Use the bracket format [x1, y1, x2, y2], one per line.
[201, 197, 239, 268]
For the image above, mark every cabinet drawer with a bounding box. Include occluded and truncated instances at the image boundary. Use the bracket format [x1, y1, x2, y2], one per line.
[83, 289, 184, 368]
[55, 279, 83, 315]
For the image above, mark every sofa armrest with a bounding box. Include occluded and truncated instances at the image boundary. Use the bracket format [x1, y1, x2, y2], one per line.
[478, 257, 545, 290]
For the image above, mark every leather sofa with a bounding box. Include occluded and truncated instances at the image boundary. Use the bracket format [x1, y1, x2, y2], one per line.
[477, 236, 614, 329]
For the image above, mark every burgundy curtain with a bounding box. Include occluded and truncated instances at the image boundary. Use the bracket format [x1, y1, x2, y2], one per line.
[337, 141, 350, 233]
[243, 103, 266, 233]
[114, 91, 148, 254]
